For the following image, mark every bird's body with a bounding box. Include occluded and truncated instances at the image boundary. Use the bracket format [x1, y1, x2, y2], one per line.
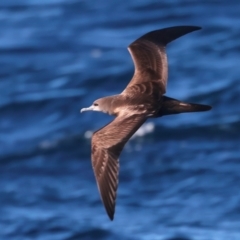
[81, 26, 212, 220]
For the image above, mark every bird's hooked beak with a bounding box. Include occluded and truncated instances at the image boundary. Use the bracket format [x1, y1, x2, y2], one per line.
[80, 106, 94, 113]
[80, 105, 100, 113]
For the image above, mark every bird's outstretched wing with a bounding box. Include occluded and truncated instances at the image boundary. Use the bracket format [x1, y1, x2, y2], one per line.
[91, 114, 146, 220]
[125, 26, 201, 94]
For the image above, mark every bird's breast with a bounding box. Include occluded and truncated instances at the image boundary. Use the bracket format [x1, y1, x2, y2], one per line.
[115, 103, 159, 117]
[111, 94, 162, 117]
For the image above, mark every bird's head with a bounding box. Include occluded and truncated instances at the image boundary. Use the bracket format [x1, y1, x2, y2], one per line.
[80, 97, 113, 114]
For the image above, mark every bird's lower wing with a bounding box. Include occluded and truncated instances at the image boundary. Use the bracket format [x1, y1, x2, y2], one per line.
[91, 114, 146, 220]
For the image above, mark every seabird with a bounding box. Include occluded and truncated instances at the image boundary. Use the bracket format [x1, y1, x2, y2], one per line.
[81, 26, 212, 220]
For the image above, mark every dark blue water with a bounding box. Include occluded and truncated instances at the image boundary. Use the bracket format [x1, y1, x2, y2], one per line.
[0, 1, 240, 239]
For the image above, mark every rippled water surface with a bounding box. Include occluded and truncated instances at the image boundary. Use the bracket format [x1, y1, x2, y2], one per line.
[0, 1, 240, 239]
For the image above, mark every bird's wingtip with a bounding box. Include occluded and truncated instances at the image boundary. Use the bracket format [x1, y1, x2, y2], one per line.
[107, 209, 115, 221]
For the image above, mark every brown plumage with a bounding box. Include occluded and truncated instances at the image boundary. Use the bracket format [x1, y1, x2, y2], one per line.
[91, 115, 146, 220]
[81, 26, 212, 220]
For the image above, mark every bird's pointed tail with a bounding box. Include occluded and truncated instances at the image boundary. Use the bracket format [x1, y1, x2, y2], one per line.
[159, 96, 212, 116]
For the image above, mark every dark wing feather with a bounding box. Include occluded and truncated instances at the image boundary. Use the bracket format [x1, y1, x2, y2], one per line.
[125, 26, 201, 94]
[91, 114, 146, 220]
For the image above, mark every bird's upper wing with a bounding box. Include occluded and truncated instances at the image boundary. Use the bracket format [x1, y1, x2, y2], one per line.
[91, 114, 146, 220]
[125, 26, 201, 94]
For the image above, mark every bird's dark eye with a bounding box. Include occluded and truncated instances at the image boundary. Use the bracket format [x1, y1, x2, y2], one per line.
[93, 103, 98, 106]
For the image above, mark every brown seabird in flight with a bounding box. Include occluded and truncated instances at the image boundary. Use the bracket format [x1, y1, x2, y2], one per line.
[81, 26, 212, 220]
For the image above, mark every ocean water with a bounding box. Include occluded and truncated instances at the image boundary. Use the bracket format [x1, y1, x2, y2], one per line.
[0, 0, 240, 239]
